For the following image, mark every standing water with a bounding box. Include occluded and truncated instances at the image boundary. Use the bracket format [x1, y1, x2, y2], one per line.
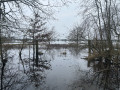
[1, 43, 120, 90]
[0, 44, 90, 90]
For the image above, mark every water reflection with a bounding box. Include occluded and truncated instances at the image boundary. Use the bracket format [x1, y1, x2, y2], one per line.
[72, 57, 120, 90]
[0, 44, 91, 90]
[0, 45, 51, 90]
[68, 46, 86, 56]
[0, 48, 26, 90]
[87, 58, 120, 90]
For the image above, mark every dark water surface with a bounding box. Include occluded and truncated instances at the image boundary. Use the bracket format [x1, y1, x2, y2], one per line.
[1, 46, 120, 90]
[0, 46, 89, 90]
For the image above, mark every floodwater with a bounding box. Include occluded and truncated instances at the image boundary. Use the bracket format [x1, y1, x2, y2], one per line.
[1, 45, 120, 90]
[0, 45, 90, 90]
[44, 48, 89, 90]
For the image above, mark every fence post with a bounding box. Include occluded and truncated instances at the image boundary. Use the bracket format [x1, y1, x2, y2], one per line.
[36, 39, 38, 67]
[88, 40, 92, 56]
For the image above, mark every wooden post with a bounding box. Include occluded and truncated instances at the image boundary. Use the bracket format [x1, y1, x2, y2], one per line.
[36, 39, 38, 67]
[88, 40, 92, 56]
[0, 4, 3, 90]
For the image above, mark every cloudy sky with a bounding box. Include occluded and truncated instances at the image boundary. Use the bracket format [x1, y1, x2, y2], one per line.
[48, 2, 82, 39]
[5, 1, 82, 39]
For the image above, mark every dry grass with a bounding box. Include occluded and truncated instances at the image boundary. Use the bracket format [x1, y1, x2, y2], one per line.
[86, 49, 120, 63]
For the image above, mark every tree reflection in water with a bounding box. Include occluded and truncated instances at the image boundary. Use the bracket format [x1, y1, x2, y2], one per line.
[0, 47, 51, 90]
[68, 46, 86, 56]
[72, 57, 120, 90]
[87, 57, 120, 90]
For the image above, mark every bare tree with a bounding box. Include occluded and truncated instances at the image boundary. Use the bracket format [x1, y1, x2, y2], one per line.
[67, 25, 86, 45]
[0, 0, 54, 90]
[79, 0, 120, 51]
[0, 0, 54, 58]
[27, 12, 47, 62]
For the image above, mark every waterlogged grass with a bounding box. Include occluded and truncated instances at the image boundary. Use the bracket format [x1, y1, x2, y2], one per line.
[3, 44, 28, 49]
[47, 43, 87, 49]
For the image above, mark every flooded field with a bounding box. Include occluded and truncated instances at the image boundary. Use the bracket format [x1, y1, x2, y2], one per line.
[1, 43, 120, 90]
[1, 0, 120, 90]
[0, 45, 91, 90]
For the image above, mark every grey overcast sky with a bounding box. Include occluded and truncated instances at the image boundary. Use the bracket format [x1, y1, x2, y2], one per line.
[48, 2, 82, 39]
[7, 1, 82, 39]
